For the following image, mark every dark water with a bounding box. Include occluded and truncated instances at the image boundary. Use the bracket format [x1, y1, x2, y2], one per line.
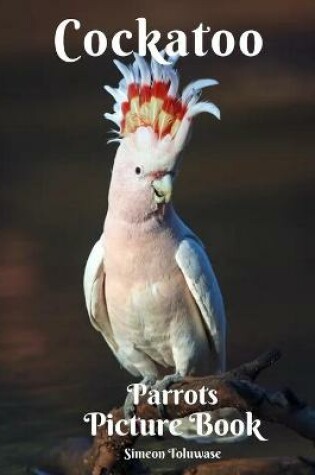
[1, 26, 314, 474]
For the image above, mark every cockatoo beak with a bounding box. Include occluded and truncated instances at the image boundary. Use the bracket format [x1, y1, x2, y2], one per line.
[152, 173, 173, 204]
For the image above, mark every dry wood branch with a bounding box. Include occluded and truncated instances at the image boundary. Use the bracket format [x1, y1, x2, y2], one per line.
[82, 349, 315, 475]
[182, 457, 315, 475]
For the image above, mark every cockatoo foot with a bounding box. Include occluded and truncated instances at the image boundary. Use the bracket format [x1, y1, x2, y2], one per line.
[153, 373, 184, 418]
[123, 375, 157, 419]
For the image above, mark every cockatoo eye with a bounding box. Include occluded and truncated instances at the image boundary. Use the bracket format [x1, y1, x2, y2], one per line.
[135, 166, 143, 176]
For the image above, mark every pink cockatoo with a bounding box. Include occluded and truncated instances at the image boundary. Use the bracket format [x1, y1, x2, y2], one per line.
[84, 54, 226, 418]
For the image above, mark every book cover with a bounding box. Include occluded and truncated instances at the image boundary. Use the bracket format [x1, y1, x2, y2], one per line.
[1, 2, 314, 474]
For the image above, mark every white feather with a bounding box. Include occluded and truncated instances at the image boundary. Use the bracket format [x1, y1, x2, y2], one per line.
[132, 60, 140, 83]
[107, 137, 122, 144]
[187, 102, 220, 120]
[84, 240, 118, 352]
[173, 116, 191, 153]
[113, 102, 120, 113]
[166, 53, 180, 65]
[108, 128, 121, 135]
[176, 238, 226, 371]
[104, 112, 120, 126]
[134, 53, 151, 85]
[182, 79, 218, 103]
[113, 59, 134, 84]
[104, 85, 126, 103]
[168, 68, 179, 97]
[151, 57, 162, 82]
[118, 78, 127, 93]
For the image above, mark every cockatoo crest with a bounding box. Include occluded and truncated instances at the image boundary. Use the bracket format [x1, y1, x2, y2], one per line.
[104, 54, 220, 153]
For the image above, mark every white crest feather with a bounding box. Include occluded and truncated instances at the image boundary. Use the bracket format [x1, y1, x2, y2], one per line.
[182, 79, 218, 103]
[134, 53, 151, 85]
[187, 102, 221, 120]
[104, 85, 126, 103]
[113, 60, 134, 84]
[104, 112, 120, 126]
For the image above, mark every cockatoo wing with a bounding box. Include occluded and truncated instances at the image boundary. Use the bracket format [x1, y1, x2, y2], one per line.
[175, 237, 226, 372]
[83, 239, 118, 353]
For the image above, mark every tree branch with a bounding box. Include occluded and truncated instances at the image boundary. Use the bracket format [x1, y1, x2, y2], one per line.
[182, 457, 315, 475]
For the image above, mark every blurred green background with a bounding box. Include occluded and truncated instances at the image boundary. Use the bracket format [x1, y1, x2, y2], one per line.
[1, 0, 314, 473]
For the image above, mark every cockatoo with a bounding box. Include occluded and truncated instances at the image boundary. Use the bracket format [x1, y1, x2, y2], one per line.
[84, 53, 226, 418]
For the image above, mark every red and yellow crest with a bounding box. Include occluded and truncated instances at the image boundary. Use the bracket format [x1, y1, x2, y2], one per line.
[104, 54, 220, 142]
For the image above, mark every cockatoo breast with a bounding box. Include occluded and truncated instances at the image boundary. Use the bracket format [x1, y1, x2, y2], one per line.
[102, 210, 212, 375]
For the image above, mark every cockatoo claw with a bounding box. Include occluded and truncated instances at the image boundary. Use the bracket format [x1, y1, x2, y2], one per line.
[123, 391, 136, 419]
[153, 373, 184, 418]
[123, 375, 158, 419]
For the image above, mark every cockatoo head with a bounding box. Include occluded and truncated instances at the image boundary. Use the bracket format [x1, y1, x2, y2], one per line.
[104, 54, 220, 222]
